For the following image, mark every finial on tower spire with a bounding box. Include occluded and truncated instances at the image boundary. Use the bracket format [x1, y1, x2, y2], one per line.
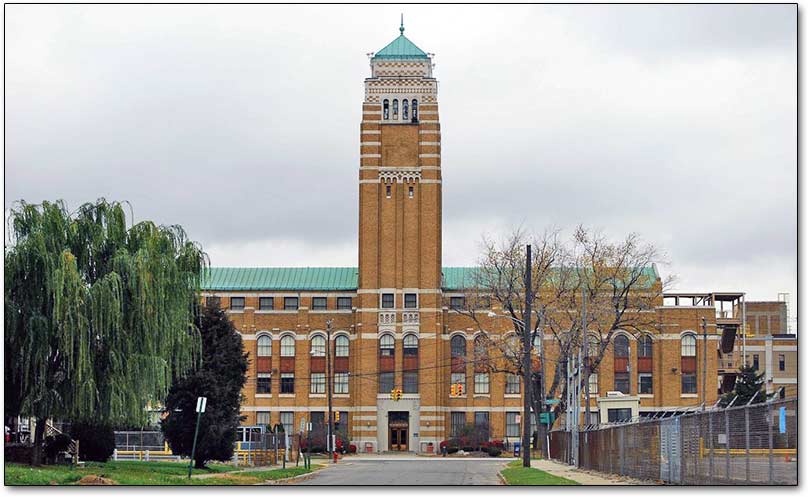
[400, 14, 404, 34]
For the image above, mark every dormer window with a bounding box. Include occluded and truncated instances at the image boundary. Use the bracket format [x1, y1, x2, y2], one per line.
[402, 99, 409, 121]
[411, 99, 418, 122]
[383, 99, 390, 120]
[392, 99, 399, 120]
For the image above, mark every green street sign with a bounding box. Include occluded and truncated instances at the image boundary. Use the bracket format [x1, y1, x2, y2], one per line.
[539, 412, 556, 424]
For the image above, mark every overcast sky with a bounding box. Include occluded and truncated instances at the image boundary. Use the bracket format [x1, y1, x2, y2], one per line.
[5, 4, 797, 315]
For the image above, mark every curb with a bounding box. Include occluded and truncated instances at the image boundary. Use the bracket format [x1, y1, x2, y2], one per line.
[256, 466, 325, 486]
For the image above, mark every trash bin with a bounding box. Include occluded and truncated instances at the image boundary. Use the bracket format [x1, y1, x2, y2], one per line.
[514, 442, 521, 457]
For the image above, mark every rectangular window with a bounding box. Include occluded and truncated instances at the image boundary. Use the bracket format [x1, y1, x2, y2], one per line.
[337, 297, 352, 310]
[607, 408, 632, 423]
[450, 373, 466, 394]
[779, 354, 785, 371]
[256, 411, 271, 426]
[639, 373, 653, 394]
[505, 374, 521, 394]
[334, 373, 349, 394]
[386, 185, 391, 198]
[450, 296, 465, 310]
[284, 297, 299, 310]
[681, 373, 697, 394]
[381, 293, 394, 309]
[403, 372, 418, 393]
[614, 372, 630, 394]
[379, 372, 395, 393]
[257, 373, 272, 394]
[281, 412, 294, 434]
[408, 186, 414, 198]
[474, 411, 489, 429]
[310, 373, 326, 394]
[205, 296, 220, 308]
[311, 412, 325, 432]
[259, 297, 274, 310]
[230, 297, 245, 310]
[474, 373, 490, 394]
[753, 354, 760, 370]
[588, 372, 598, 394]
[311, 297, 327, 310]
[281, 373, 295, 394]
[506, 412, 520, 438]
[404, 293, 417, 309]
[451, 412, 466, 437]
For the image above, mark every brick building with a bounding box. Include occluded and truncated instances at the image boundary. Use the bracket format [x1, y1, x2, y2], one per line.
[201, 26, 796, 452]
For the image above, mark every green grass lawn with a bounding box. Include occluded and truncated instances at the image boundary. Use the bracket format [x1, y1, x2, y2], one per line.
[5, 460, 320, 486]
[500, 461, 579, 486]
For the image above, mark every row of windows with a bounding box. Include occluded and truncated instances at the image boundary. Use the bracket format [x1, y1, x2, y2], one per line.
[750, 353, 787, 372]
[586, 371, 695, 395]
[379, 333, 419, 355]
[255, 411, 349, 432]
[380, 293, 419, 309]
[256, 335, 351, 357]
[382, 98, 419, 122]
[214, 296, 353, 311]
[256, 372, 351, 395]
[378, 371, 419, 393]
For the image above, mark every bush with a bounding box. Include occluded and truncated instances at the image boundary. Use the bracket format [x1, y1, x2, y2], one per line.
[44, 434, 72, 463]
[348, 444, 357, 454]
[70, 422, 115, 462]
[487, 447, 502, 457]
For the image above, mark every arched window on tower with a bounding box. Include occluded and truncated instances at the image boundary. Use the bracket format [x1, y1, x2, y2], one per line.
[392, 99, 399, 120]
[383, 99, 389, 120]
[411, 99, 418, 122]
[451, 335, 466, 358]
[402, 99, 409, 121]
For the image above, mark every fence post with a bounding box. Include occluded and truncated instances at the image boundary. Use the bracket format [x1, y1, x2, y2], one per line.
[768, 401, 774, 484]
[708, 411, 714, 484]
[145, 450, 150, 462]
[724, 409, 730, 483]
[744, 405, 751, 483]
[113, 448, 118, 461]
[619, 428, 625, 476]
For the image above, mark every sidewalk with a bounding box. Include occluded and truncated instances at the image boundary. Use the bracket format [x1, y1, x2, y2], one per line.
[530, 459, 649, 485]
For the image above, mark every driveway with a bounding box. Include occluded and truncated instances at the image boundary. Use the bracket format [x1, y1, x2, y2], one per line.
[296, 457, 509, 485]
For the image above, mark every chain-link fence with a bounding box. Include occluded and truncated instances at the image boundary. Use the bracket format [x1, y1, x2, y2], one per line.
[550, 398, 797, 485]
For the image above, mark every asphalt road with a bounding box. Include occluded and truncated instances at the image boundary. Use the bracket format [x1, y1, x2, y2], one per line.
[296, 458, 508, 485]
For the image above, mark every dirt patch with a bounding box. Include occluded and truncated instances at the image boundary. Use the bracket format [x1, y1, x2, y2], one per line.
[78, 475, 118, 485]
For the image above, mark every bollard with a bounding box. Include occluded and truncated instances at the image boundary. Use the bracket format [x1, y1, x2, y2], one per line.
[145, 450, 150, 462]
[113, 449, 118, 461]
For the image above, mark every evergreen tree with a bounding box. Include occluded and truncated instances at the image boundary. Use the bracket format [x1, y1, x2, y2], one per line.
[722, 364, 766, 406]
[4, 199, 207, 464]
[161, 303, 248, 468]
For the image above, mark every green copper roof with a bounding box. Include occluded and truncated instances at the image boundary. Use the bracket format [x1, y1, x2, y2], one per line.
[203, 265, 660, 291]
[203, 267, 358, 291]
[373, 23, 429, 60]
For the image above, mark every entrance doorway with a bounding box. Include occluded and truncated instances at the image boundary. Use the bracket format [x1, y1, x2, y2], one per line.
[388, 411, 409, 451]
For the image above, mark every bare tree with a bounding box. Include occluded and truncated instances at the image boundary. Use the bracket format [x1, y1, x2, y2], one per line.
[456, 226, 672, 462]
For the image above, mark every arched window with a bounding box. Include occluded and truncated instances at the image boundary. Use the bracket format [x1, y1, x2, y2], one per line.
[639, 335, 653, 358]
[335, 335, 349, 357]
[392, 99, 399, 120]
[403, 334, 418, 356]
[379, 334, 395, 356]
[614, 335, 629, 358]
[311, 335, 325, 357]
[411, 99, 418, 122]
[280, 335, 295, 357]
[383, 99, 389, 120]
[681, 334, 696, 357]
[402, 99, 409, 121]
[451, 335, 466, 357]
[257, 335, 272, 357]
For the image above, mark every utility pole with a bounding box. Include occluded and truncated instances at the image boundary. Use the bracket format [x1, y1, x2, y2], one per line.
[187, 396, 207, 479]
[521, 244, 532, 468]
[702, 317, 707, 411]
[326, 319, 334, 456]
[538, 312, 550, 459]
[583, 289, 590, 426]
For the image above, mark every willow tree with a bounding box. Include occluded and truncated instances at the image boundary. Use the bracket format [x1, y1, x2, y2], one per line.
[4, 199, 207, 462]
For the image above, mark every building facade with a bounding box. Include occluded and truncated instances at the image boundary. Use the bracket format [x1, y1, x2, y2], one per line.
[201, 26, 796, 452]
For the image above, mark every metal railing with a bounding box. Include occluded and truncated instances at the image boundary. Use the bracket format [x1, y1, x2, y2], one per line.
[550, 397, 797, 485]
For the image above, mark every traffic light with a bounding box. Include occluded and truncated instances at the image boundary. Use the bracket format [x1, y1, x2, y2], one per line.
[334, 411, 340, 423]
[395, 388, 403, 401]
[390, 389, 396, 400]
[450, 383, 457, 397]
[457, 384, 464, 396]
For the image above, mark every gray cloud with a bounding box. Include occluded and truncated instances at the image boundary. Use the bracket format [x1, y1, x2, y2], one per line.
[5, 4, 796, 303]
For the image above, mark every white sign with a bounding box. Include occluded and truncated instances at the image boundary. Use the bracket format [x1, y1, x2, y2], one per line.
[300, 418, 306, 433]
[515, 415, 521, 423]
[195, 396, 207, 413]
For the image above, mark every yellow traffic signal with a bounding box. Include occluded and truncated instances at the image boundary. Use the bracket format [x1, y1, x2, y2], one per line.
[450, 383, 457, 397]
[396, 388, 402, 401]
[334, 411, 340, 423]
[457, 384, 464, 396]
[390, 389, 396, 400]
